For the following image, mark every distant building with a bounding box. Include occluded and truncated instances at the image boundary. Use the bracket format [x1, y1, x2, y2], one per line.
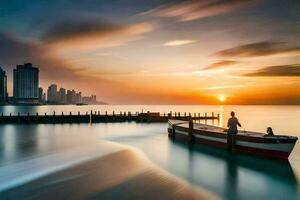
[82, 95, 97, 104]
[38, 87, 45, 103]
[13, 63, 39, 104]
[58, 88, 66, 104]
[47, 84, 58, 103]
[75, 92, 82, 104]
[66, 89, 76, 104]
[0, 67, 7, 103]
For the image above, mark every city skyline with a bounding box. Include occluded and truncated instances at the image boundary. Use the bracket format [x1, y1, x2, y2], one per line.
[0, 63, 100, 105]
[0, 0, 299, 104]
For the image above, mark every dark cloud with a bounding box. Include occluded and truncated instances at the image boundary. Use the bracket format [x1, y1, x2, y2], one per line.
[203, 60, 239, 70]
[213, 41, 300, 58]
[143, 0, 260, 21]
[244, 64, 300, 76]
[41, 20, 121, 43]
[0, 32, 81, 81]
[39, 20, 153, 50]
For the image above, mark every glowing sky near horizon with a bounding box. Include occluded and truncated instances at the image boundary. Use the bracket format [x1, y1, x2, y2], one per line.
[0, 0, 299, 104]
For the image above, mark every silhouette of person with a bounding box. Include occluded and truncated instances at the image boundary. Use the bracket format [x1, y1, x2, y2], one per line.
[264, 127, 274, 137]
[227, 111, 241, 151]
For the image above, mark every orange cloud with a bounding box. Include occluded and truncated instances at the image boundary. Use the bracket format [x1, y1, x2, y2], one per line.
[244, 64, 300, 77]
[213, 41, 300, 58]
[203, 60, 239, 70]
[144, 0, 259, 21]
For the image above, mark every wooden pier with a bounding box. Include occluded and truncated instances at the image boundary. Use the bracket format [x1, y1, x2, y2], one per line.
[0, 111, 219, 124]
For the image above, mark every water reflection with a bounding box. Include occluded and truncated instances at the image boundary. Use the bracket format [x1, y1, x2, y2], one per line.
[0, 122, 299, 200]
[0, 125, 39, 163]
[169, 141, 299, 200]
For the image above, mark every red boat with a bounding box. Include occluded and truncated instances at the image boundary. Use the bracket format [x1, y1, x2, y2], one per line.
[168, 120, 298, 160]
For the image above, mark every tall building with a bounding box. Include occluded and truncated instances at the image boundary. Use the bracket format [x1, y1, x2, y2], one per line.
[38, 87, 45, 103]
[13, 63, 39, 103]
[47, 84, 58, 103]
[66, 89, 76, 104]
[58, 88, 66, 104]
[75, 92, 82, 104]
[0, 67, 7, 103]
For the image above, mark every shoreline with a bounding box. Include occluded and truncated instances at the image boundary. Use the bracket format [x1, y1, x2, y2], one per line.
[0, 142, 218, 200]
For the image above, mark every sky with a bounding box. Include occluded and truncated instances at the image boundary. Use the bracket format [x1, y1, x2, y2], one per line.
[0, 0, 299, 104]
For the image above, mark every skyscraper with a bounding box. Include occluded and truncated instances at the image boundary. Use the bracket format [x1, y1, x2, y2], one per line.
[0, 67, 7, 103]
[47, 84, 58, 103]
[66, 89, 76, 104]
[13, 63, 39, 103]
[58, 88, 66, 104]
[38, 87, 45, 103]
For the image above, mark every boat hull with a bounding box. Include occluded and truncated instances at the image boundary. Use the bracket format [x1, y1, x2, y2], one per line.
[168, 121, 298, 160]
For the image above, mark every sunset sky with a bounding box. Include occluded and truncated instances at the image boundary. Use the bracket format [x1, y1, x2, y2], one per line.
[0, 0, 299, 104]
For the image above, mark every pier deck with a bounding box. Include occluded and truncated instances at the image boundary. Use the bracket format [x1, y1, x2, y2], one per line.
[0, 111, 219, 124]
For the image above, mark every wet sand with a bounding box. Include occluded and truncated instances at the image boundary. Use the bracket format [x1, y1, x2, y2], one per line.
[0, 145, 218, 200]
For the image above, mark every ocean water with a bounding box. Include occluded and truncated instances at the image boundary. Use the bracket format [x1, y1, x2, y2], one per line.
[0, 105, 299, 200]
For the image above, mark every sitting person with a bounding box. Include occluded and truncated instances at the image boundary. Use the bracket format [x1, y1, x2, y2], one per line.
[264, 127, 274, 136]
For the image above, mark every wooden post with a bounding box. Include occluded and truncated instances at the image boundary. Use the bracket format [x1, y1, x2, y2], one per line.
[69, 112, 72, 123]
[76, 111, 79, 123]
[36, 112, 38, 123]
[188, 118, 194, 143]
[53, 111, 55, 124]
[18, 112, 20, 123]
[90, 110, 93, 123]
[27, 112, 30, 123]
[1, 113, 3, 124]
[205, 112, 207, 124]
[105, 111, 108, 122]
[172, 124, 176, 140]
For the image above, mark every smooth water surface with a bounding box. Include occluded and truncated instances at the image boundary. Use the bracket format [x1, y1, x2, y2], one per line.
[0, 105, 299, 200]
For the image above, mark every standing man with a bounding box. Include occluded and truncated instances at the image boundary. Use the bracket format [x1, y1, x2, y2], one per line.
[227, 111, 241, 151]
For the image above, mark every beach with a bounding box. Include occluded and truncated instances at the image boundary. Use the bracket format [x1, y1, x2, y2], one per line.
[0, 141, 217, 200]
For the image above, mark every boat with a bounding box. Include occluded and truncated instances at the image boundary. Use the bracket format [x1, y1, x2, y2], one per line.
[76, 103, 88, 106]
[168, 120, 298, 160]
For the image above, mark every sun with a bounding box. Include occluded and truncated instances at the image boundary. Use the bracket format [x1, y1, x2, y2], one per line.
[218, 95, 226, 102]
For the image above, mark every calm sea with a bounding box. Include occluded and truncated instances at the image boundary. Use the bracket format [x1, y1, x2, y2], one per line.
[0, 105, 299, 200]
